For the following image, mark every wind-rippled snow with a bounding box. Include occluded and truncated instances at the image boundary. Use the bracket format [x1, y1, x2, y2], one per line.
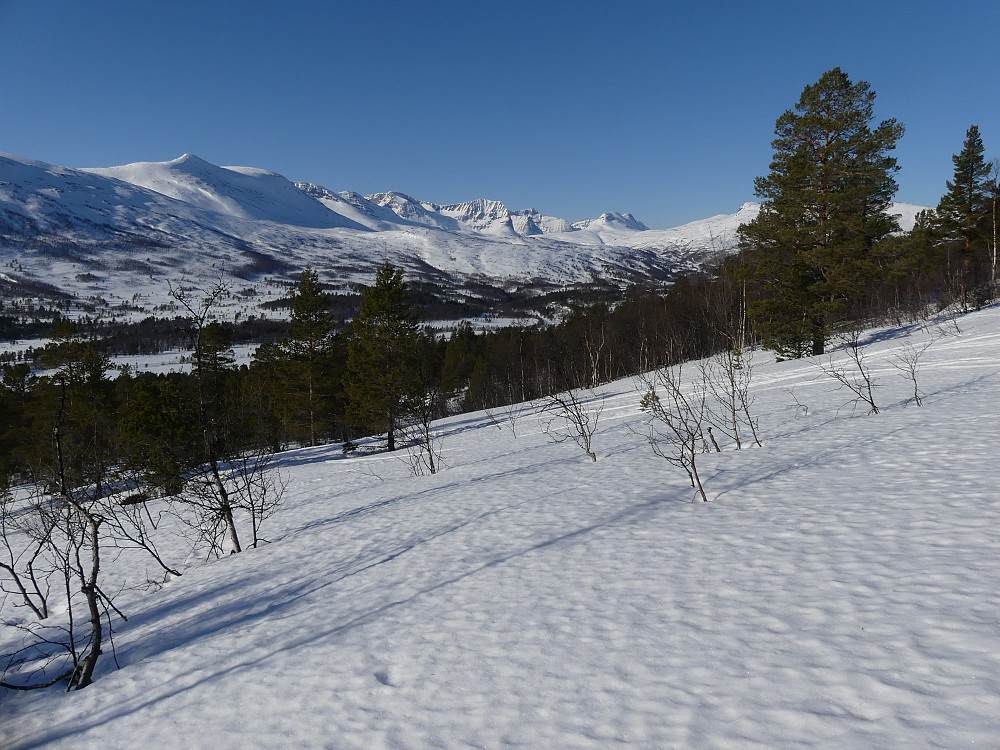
[2, 307, 999, 748]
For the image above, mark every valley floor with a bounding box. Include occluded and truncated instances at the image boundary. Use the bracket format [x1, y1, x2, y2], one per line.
[2, 306, 999, 748]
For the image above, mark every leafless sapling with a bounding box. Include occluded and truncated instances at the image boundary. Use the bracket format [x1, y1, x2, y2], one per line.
[702, 347, 762, 450]
[887, 324, 945, 407]
[169, 278, 245, 554]
[2, 375, 120, 691]
[638, 363, 710, 502]
[818, 328, 881, 416]
[539, 387, 604, 462]
[401, 391, 445, 476]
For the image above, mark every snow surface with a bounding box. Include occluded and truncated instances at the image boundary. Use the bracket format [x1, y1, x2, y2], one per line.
[3, 310, 998, 749]
[85, 155, 368, 230]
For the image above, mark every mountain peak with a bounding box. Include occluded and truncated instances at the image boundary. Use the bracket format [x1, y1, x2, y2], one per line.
[572, 211, 648, 232]
[160, 153, 216, 173]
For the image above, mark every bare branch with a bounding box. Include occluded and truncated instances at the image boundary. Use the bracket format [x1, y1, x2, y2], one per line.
[539, 388, 604, 462]
[637, 363, 710, 502]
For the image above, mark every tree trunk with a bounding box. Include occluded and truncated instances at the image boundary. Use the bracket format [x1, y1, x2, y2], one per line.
[210, 460, 242, 553]
[308, 369, 316, 448]
[72, 513, 103, 689]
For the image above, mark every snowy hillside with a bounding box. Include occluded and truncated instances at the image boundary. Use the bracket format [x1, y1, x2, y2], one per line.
[0, 151, 927, 317]
[3, 304, 998, 749]
[86, 155, 367, 230]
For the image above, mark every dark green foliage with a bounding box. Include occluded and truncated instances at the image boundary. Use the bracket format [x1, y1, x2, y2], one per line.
[739, 68, 904, 357]
[33, 322, 118, 493]
[0, 364, 35, 486]
[278, 268, 338, 446]
[465, 327, 540, 411]
[118, 376, 200, 494]
[937, 125, 992, 248]
[933, 125, 995, 305]
[344, 263, 420, 451]
[193, 321, 236, 456]
[439, 323, 481, 399]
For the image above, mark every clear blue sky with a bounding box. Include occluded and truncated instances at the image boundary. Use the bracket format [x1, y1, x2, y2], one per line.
[1, 0, 997, 228]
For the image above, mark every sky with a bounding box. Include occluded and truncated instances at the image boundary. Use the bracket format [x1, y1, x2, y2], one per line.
[1, 0, 997, 229]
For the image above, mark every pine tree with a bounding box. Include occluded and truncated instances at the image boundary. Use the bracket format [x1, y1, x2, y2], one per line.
[935, 125, 992, 305]
[118, 376, 200, 495]
[285, 267, 334, 446]
[0, 364, 33, 487]
[738, 68, 904, 357]
[344, 263, 419, 451]
[439, 322, 480, 400]
[938, 125, 991, 247]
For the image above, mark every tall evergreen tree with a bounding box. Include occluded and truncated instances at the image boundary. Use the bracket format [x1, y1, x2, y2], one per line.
[285, 267, 334, 446]
[344, 263, 419, 451]
[934, 125, 992, 305]
[0, 364, 33, 487]
[168, 281, 245, 553]
[937, 125, 991, 247]
[738, 68, 904, 357]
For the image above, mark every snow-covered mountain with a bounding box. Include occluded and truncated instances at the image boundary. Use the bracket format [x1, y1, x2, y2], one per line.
[85, 155, 367, 230]
[572, 211, 649, 232]
[0, 151, 926, 315]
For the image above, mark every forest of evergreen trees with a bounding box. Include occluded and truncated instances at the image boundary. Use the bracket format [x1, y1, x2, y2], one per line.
[0, 67, 997, 690]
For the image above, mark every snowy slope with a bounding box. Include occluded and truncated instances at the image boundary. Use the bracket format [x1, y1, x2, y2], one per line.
[85, 155, 367, 230]
[2, 305, 999, 749]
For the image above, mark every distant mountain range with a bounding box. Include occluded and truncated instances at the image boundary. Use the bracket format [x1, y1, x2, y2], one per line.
[0, 152, 927, 316]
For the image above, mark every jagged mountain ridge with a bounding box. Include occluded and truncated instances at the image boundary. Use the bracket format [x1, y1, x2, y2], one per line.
[0, 152, 926, 315]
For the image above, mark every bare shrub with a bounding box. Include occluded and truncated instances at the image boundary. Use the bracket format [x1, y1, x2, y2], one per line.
[540, 388, 604, 462]
[637, 364, 710, 502]
[702, 347, 761, 450]
[818, 328, 881, 416]
[401, 407, 444, 476]
[888, 339, 934, 407]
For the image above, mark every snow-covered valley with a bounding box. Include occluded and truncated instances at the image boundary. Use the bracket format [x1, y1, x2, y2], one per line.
[2, 303, 998, 749]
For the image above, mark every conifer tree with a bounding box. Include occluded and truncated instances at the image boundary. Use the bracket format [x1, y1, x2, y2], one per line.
[344, 263, 419, 451]
[439, 322, 480, 400]
[169, 281, 244, 553]
[739, 68, 904, 357]
[0, 364, 32, 487]
[285, 267, 334, 446]
[935, 125, 992, 305]
[118, 376, 200, 495]
[938, 125, 991, 248]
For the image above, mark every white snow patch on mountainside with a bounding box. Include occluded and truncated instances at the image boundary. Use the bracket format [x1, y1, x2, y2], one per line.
[85, 155, 367, 230]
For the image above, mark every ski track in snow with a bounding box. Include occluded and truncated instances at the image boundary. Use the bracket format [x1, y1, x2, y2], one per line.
[2, 307, 1000, 748]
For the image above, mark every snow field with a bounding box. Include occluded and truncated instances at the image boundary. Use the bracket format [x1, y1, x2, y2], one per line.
[2, 307, 999, 748]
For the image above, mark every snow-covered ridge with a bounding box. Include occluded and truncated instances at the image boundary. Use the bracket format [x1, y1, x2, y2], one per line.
[85, 154, 367, 230]
[572, 211, 649, 232]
